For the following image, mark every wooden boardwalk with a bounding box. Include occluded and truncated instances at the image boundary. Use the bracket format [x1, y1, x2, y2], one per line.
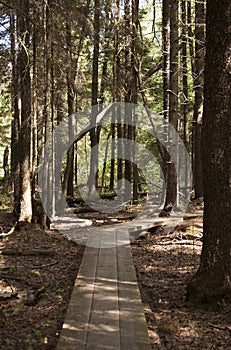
[56, 218, 184, 349]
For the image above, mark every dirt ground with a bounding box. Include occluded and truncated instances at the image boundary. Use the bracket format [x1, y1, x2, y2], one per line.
[0, 205, 230, 350]
[131, 217, 231, 349]
[0, 219, 84, 350]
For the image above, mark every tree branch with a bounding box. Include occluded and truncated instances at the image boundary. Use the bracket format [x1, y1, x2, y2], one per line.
[0, 1, 35, 25]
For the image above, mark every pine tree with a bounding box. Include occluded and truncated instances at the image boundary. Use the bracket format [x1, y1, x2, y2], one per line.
[187, 0, 231, 305]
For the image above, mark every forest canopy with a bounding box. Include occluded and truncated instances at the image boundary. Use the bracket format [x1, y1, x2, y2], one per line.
[0, 0, 203, 221]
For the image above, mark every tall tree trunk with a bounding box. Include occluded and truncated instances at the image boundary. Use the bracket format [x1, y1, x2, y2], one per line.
[16, 0, 32, 222]
[161, 0, 179, 215]
[187, 0, 231, 305]
[181, 0, 189, 151]
[181, 0, 190, 196]
[187, 0, 195, 75]
[99, 0, 111, 105]
[10, 10, 20, 215]
[192, 0, 205, 199]
[113, 0, 123, 192]
[110, 111, 115, 192]
[124, 0, 132, 199]
[31, 16, 38, 220]
[161, 0, 170, 206]
[88, 0, 100, 197]
[63, 22, 75, 198]
[162, 0, 170, 121]
[63, 1, 91, 197]
[131, 0, 139, 201]
[41, 0, 52, 227]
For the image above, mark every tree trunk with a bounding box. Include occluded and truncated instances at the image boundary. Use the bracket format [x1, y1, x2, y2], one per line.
[10, 10, 20, 216]
[124, 0, 132, 199]
[161, 0, 170, 207]
[3, 146, 9, 192]
[16, 0, 32, 222]
[112, 0, 123, 192]
[131, 0, 139, 202]
[110, 108, 115, 192]
[99, 0, 111, 106]
[161, 0, 179, 215]
[101, 132, 111, 193]
[63, 22, 75, 198]
[40, 0, 52, 228]
[181, 0, 189, 152]
[192, 0, 205, 199]
[187, 0, 231, 305]
[31, 14, 38, 221]
[187, 0, 195, 73]
[181, 0, 190, 197]
[162, 0, 170, 121]
[88, 0, 100, 197]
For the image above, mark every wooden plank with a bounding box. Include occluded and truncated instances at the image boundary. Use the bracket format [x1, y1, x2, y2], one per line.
[57, 224, 152, 350]
[56, 230, 102, 350]
[86, 230, 120, 349]
[116, 229, 152, 350]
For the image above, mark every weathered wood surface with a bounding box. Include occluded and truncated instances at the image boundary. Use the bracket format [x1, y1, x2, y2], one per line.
[56, 225, 152, 350]
[56, 215, 196, 349]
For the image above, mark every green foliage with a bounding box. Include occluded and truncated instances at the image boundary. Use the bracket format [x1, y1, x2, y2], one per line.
[0, 191, 13, 213]
[0, 0, 201, 206]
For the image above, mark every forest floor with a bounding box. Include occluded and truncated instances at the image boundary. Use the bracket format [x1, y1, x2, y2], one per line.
[0, 196, 231, 349]
[131, 215, 231, 349]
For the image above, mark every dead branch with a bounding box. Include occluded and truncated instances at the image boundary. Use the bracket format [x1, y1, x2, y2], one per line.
[207, 322, 231, 332]
[0, 225, 16, 237]
[1, 249, 55, 256]
[0, 260, 58, 271]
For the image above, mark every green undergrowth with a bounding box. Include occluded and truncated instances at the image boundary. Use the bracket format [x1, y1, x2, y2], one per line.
[0, 191, 13, 214]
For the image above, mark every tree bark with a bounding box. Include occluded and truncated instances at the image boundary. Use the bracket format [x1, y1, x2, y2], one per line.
[63, 21, 75, 198]
[161, 0, 170, 207]
[161, 0, 179, 215]
[10, 10, 20, 215]
[88, 0, 100, 197]
[3, 146, 9, 192]
[16, 0, 32, 222]
[162, 0, 170, 121]
[192, 0, 205, 199]
[31, 19, 37, 206]
[131, 0, 139, 201]
[113, 0, 123, 192]
[180, 0, 189, 152]
[124, 0, 132, 198]
[187, 0, 231, 305]
[181, 0, 190, 197]
[40, 0, 52, 228]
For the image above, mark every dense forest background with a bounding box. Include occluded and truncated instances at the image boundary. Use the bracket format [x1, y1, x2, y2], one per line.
[0, 0, 206, 222]
[0, 0, 230, 307]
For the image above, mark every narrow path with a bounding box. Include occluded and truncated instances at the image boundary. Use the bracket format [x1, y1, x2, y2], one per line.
[56, 217, 187, 349]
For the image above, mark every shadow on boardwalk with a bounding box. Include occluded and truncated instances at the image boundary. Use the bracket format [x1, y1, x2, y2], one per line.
[56, 225, 153, 350]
